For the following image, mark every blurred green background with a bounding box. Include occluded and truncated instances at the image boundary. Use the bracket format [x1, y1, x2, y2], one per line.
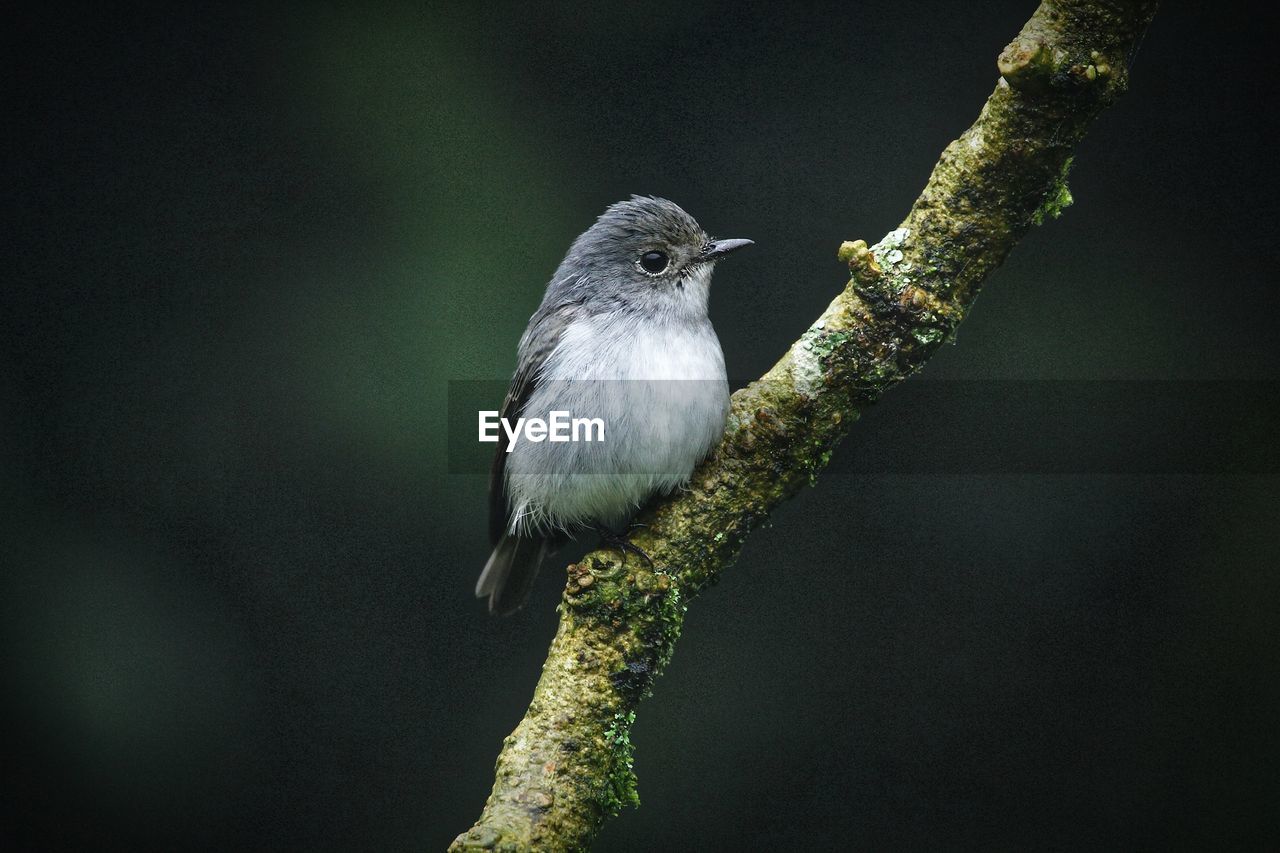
[4, 2, 1278, 850]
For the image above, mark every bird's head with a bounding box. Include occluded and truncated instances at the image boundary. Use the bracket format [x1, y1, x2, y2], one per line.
[554, 196, 752, 319]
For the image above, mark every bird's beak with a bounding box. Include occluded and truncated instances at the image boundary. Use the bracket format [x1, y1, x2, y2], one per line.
[700, 238, 754, 262]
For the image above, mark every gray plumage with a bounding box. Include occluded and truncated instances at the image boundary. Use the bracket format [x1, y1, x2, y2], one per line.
[478, 196, 751, 614]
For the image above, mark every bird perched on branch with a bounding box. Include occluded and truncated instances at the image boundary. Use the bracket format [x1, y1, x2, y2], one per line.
[477, 196, 752, 614]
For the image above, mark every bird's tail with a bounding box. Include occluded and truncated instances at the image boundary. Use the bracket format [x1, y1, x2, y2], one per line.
[476, 533, 550, 615]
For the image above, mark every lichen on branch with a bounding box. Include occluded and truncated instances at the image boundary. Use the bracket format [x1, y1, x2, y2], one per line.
[451, 2, 1159, 850]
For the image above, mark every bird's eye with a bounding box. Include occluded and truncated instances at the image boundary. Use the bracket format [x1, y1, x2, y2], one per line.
[639, 251, 669, 274]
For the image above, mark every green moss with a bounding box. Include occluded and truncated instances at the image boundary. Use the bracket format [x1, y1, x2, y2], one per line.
[649, 582, 686, 675]
[798, 327, 857, 376]
[808, 446, 833, 485]
[1032, 156, 1074, 225]
[912, 326, 944, 345]
[794, 325, 857, 395]
[602, 711, 640, 816]
[814, 330, 856, 361]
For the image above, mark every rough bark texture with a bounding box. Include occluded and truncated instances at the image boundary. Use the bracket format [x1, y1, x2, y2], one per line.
[451, 2, 1159, 849]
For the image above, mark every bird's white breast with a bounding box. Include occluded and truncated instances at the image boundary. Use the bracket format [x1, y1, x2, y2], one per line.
[504, 311, 730, 534]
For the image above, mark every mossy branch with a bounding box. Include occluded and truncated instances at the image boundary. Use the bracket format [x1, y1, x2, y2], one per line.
[451, 2, 1159, 850]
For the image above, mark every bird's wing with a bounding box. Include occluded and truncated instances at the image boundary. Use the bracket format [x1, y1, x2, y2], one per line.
[488, 303, 577, 544]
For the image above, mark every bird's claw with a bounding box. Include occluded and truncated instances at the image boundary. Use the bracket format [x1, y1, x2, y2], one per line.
[594, 525, 655, 569]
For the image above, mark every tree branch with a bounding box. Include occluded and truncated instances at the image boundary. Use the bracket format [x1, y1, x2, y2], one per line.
[451, 2, 1159, 849]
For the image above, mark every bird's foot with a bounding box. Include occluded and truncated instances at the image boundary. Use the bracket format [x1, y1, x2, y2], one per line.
[593, 525, 655, 569]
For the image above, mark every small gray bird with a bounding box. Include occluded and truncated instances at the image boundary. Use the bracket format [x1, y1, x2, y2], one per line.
[477, 196, 752, 614]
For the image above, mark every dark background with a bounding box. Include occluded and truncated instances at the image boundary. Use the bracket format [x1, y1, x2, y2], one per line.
[4, 2, 1278, 850]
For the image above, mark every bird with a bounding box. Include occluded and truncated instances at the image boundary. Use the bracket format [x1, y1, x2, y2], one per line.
[477, 196, 753, 614]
